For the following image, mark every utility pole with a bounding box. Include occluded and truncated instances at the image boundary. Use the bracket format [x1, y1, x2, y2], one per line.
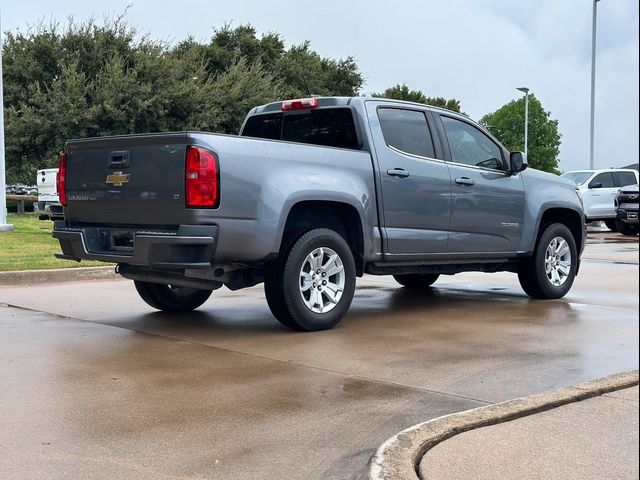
[0, 8, 15, 232]
[589, 0, 601, 170]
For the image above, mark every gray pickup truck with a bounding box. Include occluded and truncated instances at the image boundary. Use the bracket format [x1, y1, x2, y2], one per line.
[53, 96, 586, 330]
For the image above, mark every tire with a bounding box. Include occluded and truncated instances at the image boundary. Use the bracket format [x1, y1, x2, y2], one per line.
[393, 273, 440, 289]
[615, 219, 639, 236]
[604, 219, 618, 232]
[264, 228, 356, 331]
[517, 223, 578, 299]
[134, 281, 212, 312]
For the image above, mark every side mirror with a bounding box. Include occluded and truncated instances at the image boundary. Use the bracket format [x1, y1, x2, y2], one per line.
[509, 151, 528, 174]
[589, 182, 603, 189]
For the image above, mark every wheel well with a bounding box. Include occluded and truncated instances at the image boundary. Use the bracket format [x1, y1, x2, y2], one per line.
[539, 208, 584, 253]
[281, 201, 365, 276]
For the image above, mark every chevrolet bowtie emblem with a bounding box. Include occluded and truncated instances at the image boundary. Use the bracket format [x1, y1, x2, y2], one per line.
[106, 171, 130, 186]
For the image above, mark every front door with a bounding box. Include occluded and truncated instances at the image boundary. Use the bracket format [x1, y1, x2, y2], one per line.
[438, 114, 525, 253]
[366, 102, 451, 256]
[586, 172, 618, 218]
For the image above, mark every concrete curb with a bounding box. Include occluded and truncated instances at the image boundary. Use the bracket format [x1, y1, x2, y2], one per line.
[368, 370, 639, 480]
[0, 266, 118, 286]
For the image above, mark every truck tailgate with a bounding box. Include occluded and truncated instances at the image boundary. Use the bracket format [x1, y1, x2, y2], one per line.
[65, 133, 188, 226]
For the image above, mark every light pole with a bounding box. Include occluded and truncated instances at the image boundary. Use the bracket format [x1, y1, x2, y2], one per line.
[517, 87, 530, 155]
[0, 8, 14, 232]
[589, 0, 602, 170]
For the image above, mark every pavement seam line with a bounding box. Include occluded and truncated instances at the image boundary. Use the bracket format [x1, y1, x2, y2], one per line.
[368, 370, 640, 480]
[0, 302, 494, 406]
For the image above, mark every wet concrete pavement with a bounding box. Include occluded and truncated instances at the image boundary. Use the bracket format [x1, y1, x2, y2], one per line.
[0, 233, 638, 479]
[420, 386, 639, 480]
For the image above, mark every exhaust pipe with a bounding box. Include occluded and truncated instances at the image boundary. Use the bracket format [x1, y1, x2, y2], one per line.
[117, 264, 223, 291]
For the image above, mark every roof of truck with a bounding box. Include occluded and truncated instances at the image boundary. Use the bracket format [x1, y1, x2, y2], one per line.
[248, 96, 465, 117]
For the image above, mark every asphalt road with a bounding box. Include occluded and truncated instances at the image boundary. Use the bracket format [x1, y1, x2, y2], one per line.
[0, 232, 638, 480]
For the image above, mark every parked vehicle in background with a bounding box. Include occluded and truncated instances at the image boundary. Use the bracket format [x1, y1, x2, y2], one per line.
[561, 169, 639, 231]
[614, 184, 639, 235]
[34, 168, 63, 221]
[53, 96, 585, 331]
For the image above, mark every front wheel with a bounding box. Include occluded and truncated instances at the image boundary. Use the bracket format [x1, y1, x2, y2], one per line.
[517, 223, 578, 299]
[264, 228, 356, 331]
[615, 219, 639, 236]
[134, 281, 212, 312]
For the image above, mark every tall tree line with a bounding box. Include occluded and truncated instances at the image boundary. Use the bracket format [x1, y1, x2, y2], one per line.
[2, 18, 363, 183]
[2, 15, 561, 183]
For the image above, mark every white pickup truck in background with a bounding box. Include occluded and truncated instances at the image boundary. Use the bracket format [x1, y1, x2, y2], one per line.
[34, 168, 62, 221]
[561, 168, 639, 231]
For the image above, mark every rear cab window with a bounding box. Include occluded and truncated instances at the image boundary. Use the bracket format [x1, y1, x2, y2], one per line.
[241, 108, 360, 150]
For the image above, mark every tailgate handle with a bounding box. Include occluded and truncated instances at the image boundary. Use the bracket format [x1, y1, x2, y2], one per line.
[109, 151, 130, 169]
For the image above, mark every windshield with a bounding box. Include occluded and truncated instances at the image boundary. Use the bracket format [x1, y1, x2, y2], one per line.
[561, 172, 593, 185]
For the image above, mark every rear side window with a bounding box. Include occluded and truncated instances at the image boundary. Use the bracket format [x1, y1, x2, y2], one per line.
[377, 108, 435, 158]
[615, 171, 637, 187]
[589, 172, 616, 188]
[241, 108, 359, 150]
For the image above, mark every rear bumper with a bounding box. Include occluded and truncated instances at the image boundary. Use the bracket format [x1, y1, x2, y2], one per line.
[53, 223, 218, 268]
[617, 208, 639, 224]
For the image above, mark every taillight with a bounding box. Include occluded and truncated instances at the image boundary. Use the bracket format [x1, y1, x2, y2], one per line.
[57, 152, 67, 206]
[281, 98, 318, 111]
[185, 146, 219, 208]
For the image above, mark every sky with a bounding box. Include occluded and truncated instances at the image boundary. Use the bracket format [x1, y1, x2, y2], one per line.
[1, 0, 638, 172]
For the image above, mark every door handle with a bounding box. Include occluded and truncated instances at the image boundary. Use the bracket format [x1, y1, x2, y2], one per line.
[387, 168, 410, 178]
[455, 177, 474, 186]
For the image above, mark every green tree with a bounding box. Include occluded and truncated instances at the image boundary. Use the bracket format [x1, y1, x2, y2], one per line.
[2, 18, 363, 184]
[372, 83, 462, 113]
[480, 95, 561, 173]
[173, 24, 363, 98]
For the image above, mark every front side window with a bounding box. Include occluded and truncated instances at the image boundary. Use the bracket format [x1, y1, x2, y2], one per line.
[377, 108, 435, 158]
[589, 172, 615, 188]
[441, 116, 504, 170]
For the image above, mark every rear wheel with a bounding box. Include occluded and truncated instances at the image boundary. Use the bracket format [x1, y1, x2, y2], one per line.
[615, 219, 639, 236]
[518, 223, 577, 299]
[393, 273, 440, 289]
[264, 228, 356, 331]
[604, 219, 618, 232]
[134, 281, 212, 312]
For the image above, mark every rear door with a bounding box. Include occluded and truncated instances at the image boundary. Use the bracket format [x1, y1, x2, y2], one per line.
[436, 113, 525, 254]
[365, 101, 451, 255]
